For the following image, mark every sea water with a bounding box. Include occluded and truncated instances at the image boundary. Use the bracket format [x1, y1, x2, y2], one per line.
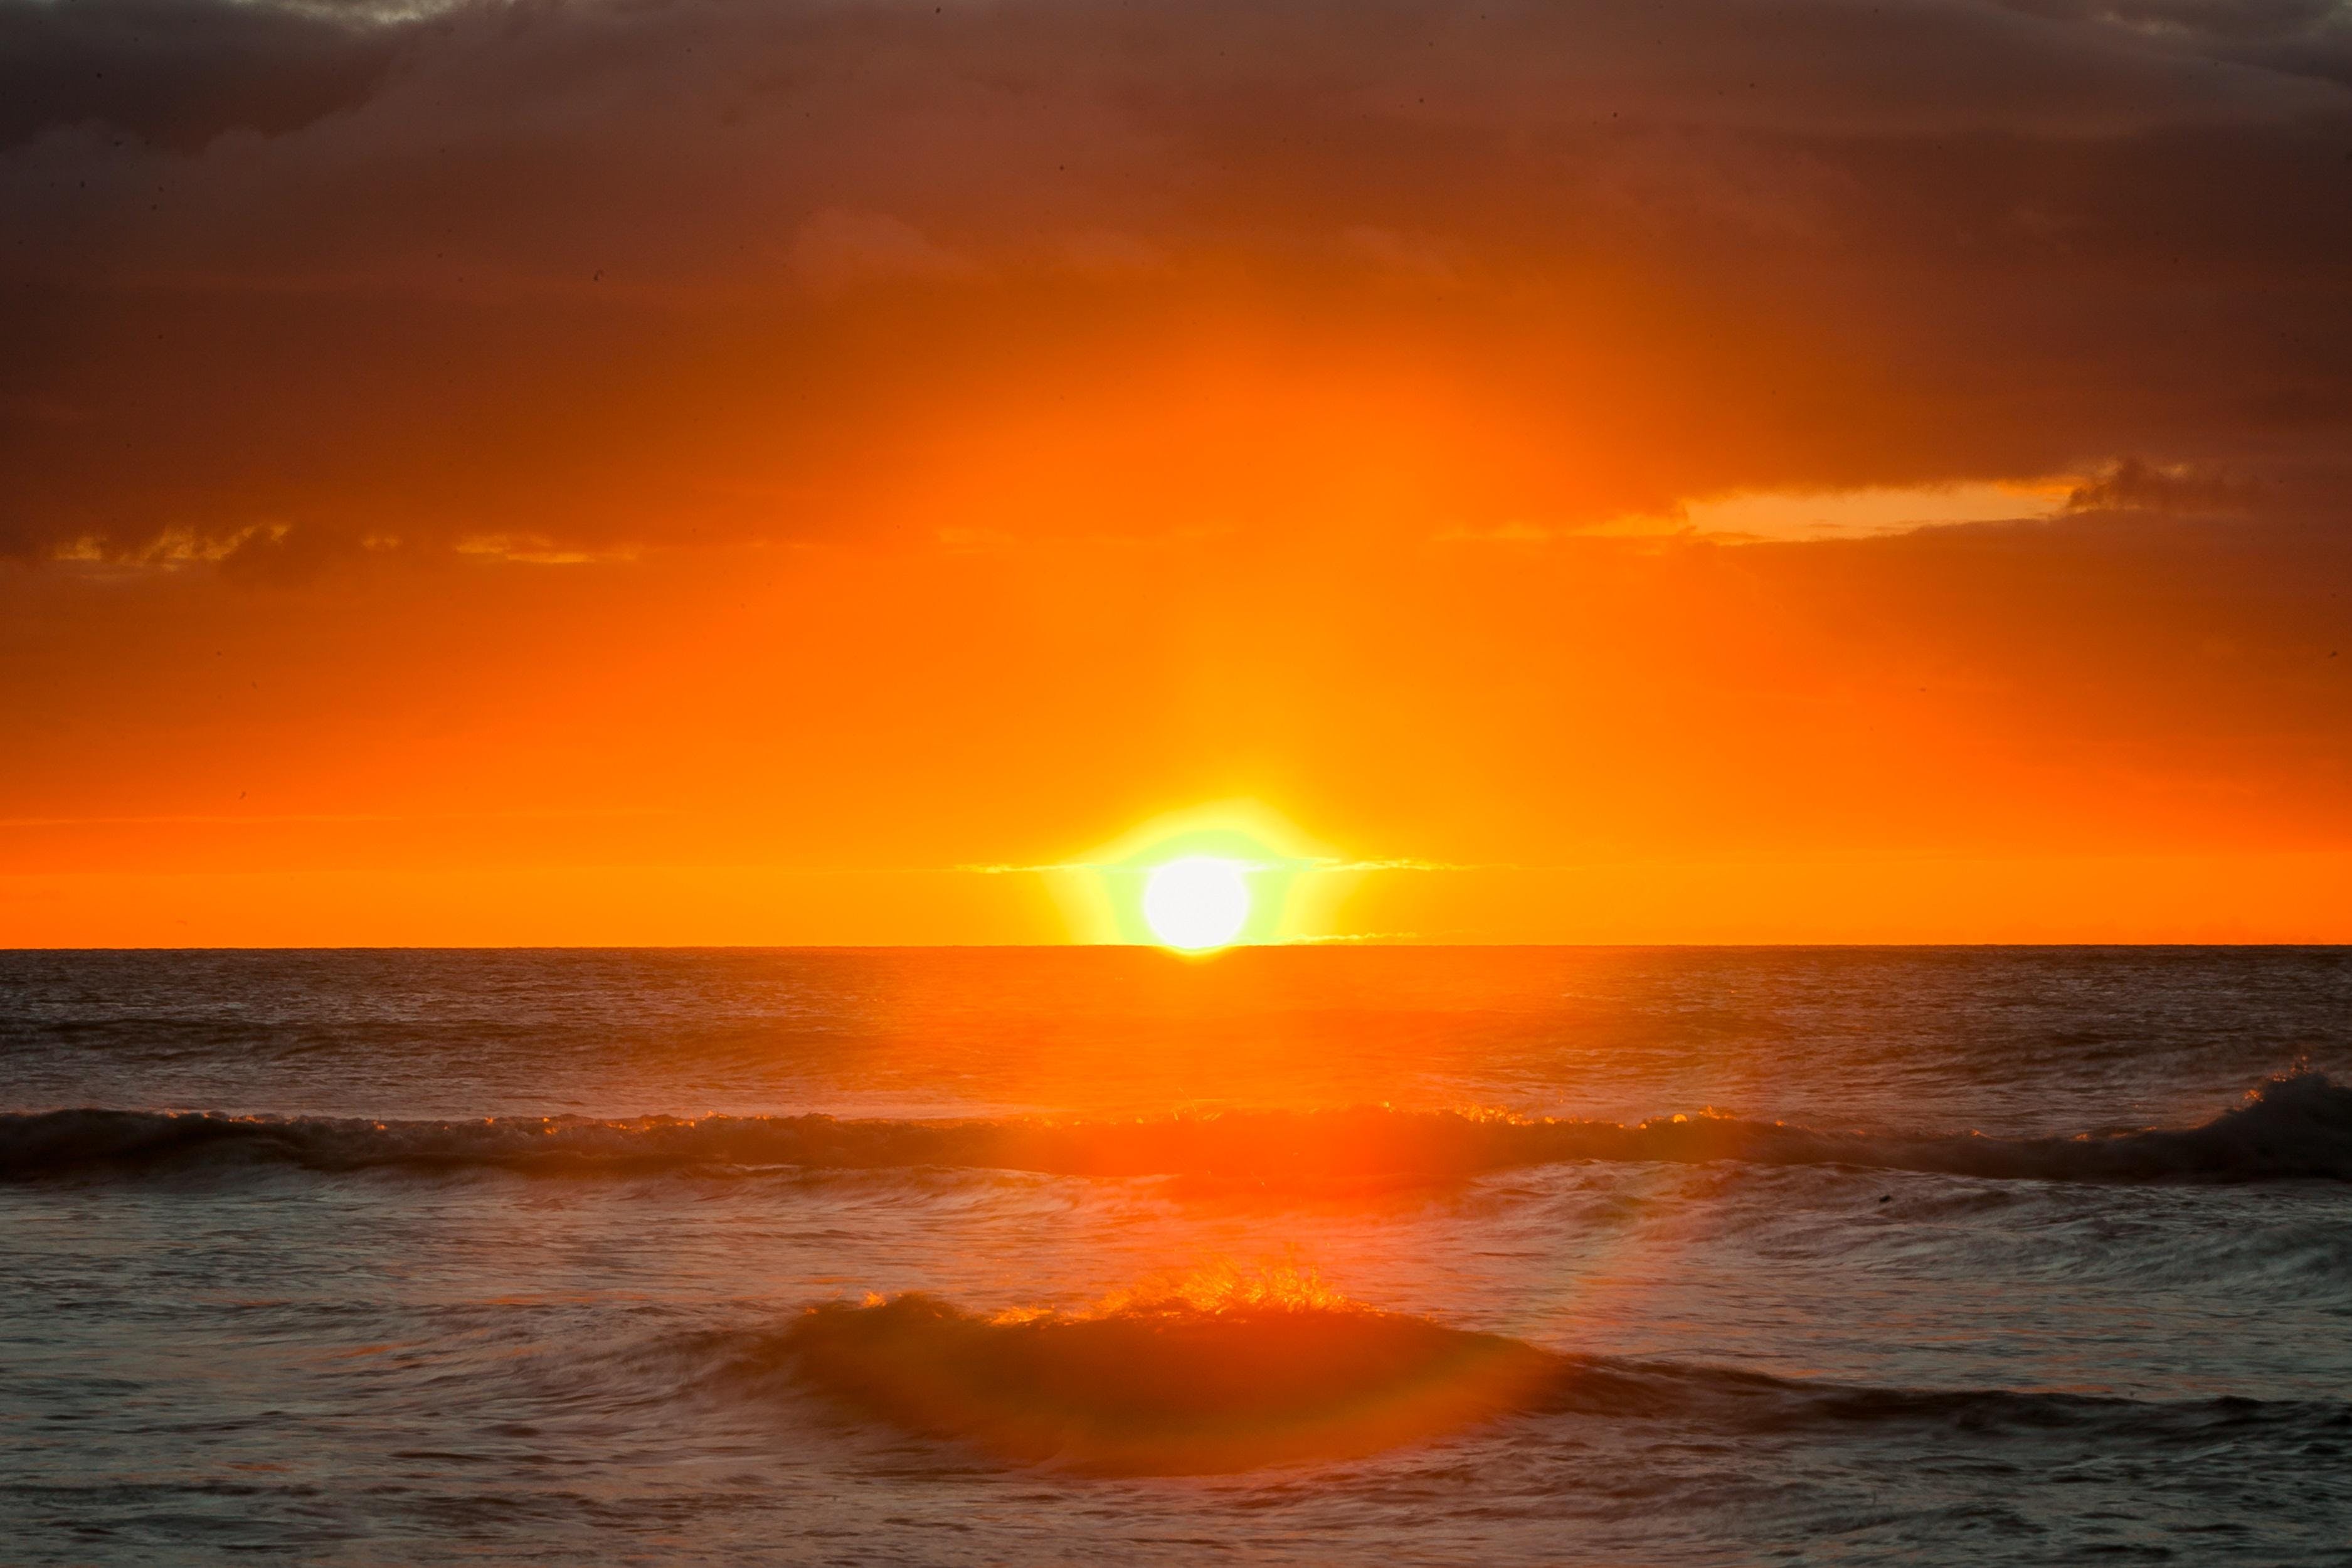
[3, 947, 2348, 1564]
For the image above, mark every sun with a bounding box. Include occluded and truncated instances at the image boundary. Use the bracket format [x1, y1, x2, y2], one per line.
[1141, 857, 1253, 951]
[1046, 801, 1357, 946]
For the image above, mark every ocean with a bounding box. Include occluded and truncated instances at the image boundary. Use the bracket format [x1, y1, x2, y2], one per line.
[3, 946, 2348, 1564]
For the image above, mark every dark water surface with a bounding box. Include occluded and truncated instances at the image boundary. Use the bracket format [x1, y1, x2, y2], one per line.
[3, 947, 2349, 1564]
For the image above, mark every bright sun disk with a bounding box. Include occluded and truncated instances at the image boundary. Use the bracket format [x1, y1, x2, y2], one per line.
[1141, 857, 1252, 950]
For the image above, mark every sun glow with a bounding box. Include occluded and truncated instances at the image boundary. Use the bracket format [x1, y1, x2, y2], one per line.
[1141, 857, 1253, 951]
[1047, 800, 1359, 946]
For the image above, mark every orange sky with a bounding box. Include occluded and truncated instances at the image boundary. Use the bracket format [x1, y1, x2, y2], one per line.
[3, 0, 2349, 944]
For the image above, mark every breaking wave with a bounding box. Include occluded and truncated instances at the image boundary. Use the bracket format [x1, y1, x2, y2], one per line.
[684, 1284, 2352, 1474]
[4, 1071, 2348, 1185]
[762, 1276, 1554, 1472]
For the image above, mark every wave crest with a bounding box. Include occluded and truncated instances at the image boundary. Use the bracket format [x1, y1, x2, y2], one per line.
[691, 1284, 2352, 1474]
[4, 1071, 2346, 1184]
[773, 1287, 1554, 1473]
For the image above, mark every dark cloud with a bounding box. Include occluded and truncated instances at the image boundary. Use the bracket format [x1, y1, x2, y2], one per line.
[0, 0, 414, 151]
[2, 0, 2348, 563]
[1995, 0, 2352, 85]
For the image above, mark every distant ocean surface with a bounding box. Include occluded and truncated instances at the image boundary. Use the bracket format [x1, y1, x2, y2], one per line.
[4, 946, 2349, 1565]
